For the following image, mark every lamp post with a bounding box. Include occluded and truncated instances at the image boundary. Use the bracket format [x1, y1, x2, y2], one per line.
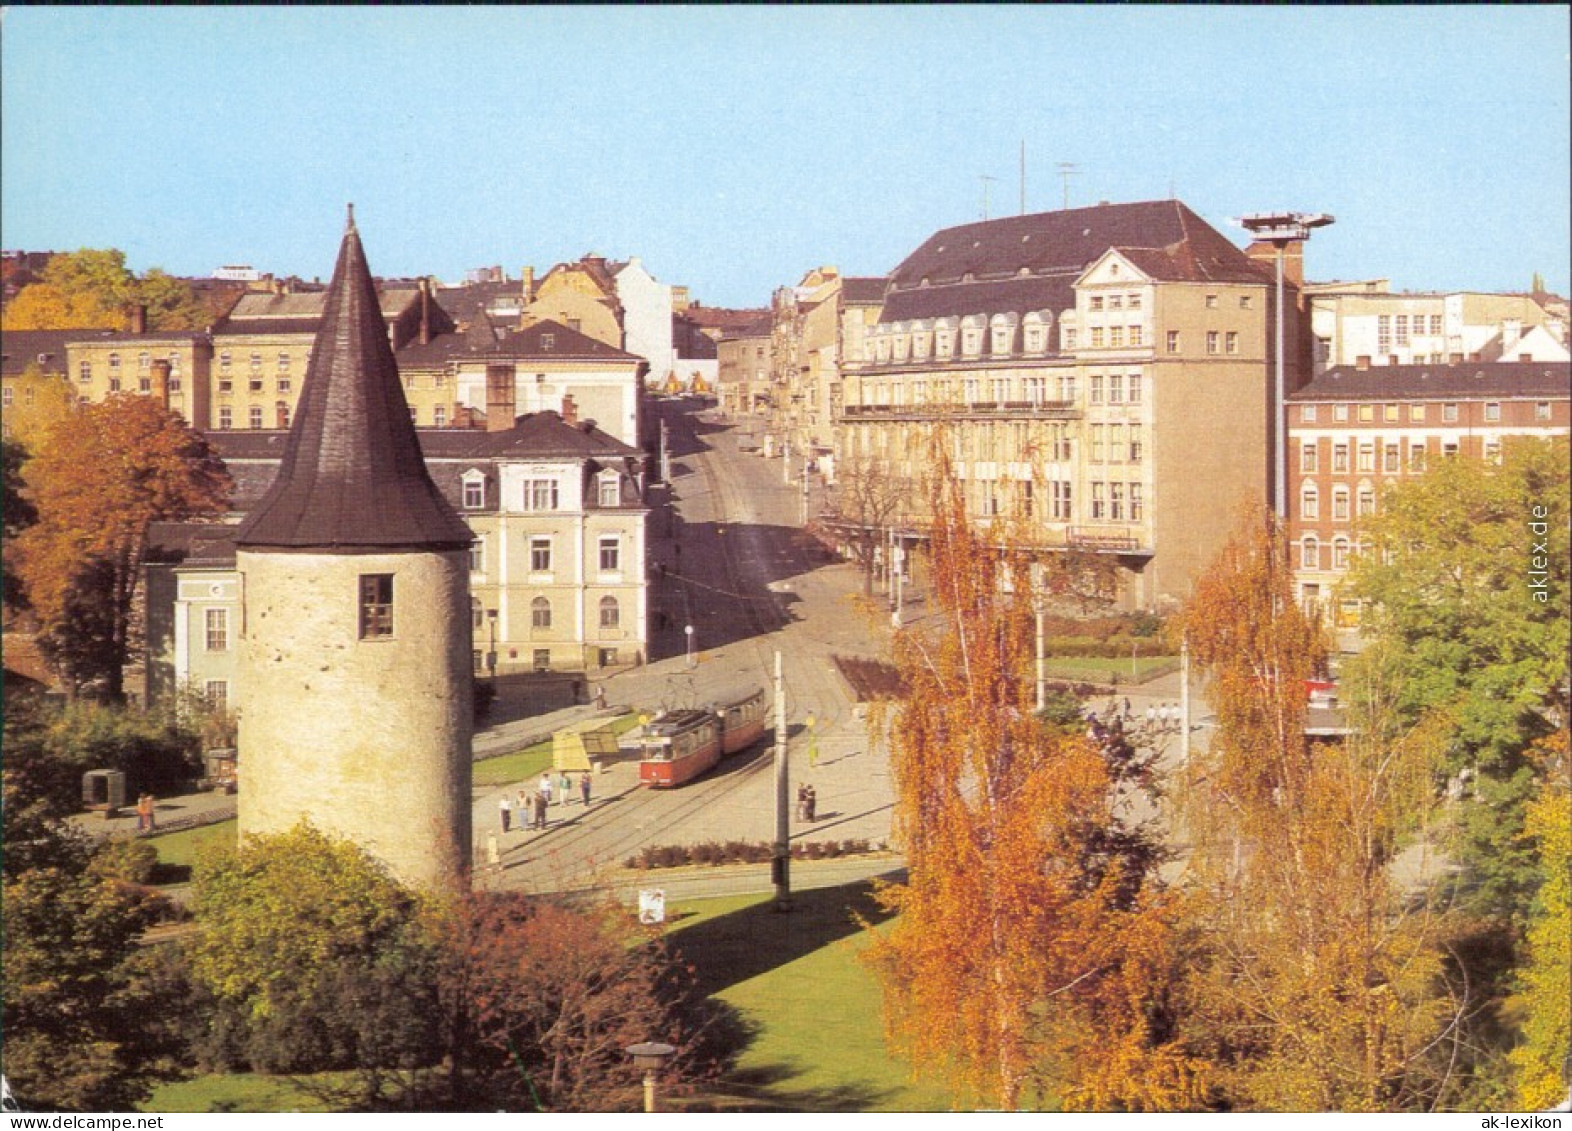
[486, 608, 498, 683]
[1237, 211, 1334, 520]
[684, 623, 695, 668]
[624, 1041, 676, 1113]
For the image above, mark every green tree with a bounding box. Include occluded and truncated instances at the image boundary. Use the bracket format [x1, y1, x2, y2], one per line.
[865, 441, 1191, 1111]
[3, 436, 38, 616]
[1346, 436, 1570, 924]
[1, 249, 213, 332]
[14, 395, 230, 699]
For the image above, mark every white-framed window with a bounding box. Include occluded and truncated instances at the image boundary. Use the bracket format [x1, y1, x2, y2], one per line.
[1129, 424, 1143, 463]
[1333, 487, 1350, 521]
[1090, 376, 1103, 404]
[204, 608, 228, 652]
[1358, 443, 1375, 473]
[524, 479, 560, 511]
[1333, 443, 1349, 473]
[469, 535, 485, 574]
[1090, 481, 1106, 520]
[1301, 483, 1319, 520]
[433, 405, 446, 427]
[1205, 331, 1219, 354]
[205, 680, 228, 712]
[1409, 442, 1427, 471]
[1166, 330, 1179, 353]
[532, 597, 552, 629]
[1204, 294, 1218, 309]
[599, 595, 620, 630]
[1128, 374, 1143, 404]
[1333, 403, 1349, 422]
[1090, 327, 1105, 349]
[598, 475, 621, 507]
[1089, 296, 1104, 312]
[359, 573, 394, 639]
[1051, 479, 1073, 520]
[1300, 535, 1319, 570]
[1442, 403, 1458, 423]
[1384, 444, 1400, 474]
[248, 406, 263, 429]
[1129, 482, 1143, 522]
[599, 535, 620, 572]
[1536, 402, 1552, 421]
[1357, 485, 1376, 517]
[1091, 424, 1105, 462]
[250, 352, 262, 373]
[1108, 375, 1124, 404]
[1484, 402, 1501, 422]
[1110, 482, 1125, 521]
[462, 475, 485, 509]
[78, 361, 91, 383]
[277, 352, 290, 372]
[1333, 537, 1351, 571]
[530, 536, 552, 573]
[1225, 331, 1239, 355]
[218, 406, 233, 430]
[1301, 441, 1319, 473]
[1410, 404, 1426, 422]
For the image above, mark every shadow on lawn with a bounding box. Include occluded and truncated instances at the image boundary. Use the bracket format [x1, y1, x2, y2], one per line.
[666, 878, 898, 1000]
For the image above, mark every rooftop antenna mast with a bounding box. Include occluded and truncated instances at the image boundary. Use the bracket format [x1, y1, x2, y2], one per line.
[1056, 163, 1080, 210]
[979, 175, 998, 221]
[1020, 140, 1027, 215]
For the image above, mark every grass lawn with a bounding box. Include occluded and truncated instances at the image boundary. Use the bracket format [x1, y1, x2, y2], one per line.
[144, 1072, 358, 1113]
[1042, 654, 1177, 685]
[146, 819, 236, 883]
[661, 886, 956, 1112]
[472, 712, 638, 788]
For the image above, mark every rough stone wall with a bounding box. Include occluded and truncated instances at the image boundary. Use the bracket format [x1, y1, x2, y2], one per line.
[237, 548, 473, 891]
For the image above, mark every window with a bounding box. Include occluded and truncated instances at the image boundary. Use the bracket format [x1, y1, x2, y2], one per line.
[1333, 538, 1351, 571]
[1166, 330, 1180, 353]
[1301, 535, 1319, 570]
[1357, 404, 1374, 422]
[469, 536, 485, 574]
[205, 681, 228, 712]
[250, 352, 262, 373]
[1091, 482, 1106, 519]
[78, 361, 91, 383]
[1384, 444, 1400, 473]
[1063, 329, 1078, 350]
[1301, 483, 1319, 520]
[1091, 424, 1105, 462]
[1110, 482, 1125, 521]
[1090, 327, 1104, 348]
[1358, 443, 1375, 473]
[530, 537, 552, 573]
[1358, 486, 1376, 517]
[218, 406, 232, 430]
[1205, 331, 1219, 354]
[1108, 375, 1123, 404]
[524, 479, 559, 511]
[1108, 294, 1122, 311]
[1225, 331, 1239, 355]
[1410, 404, 1426, 422]
[1377, 316, 1391, 355]
[1057, 375, 1078, 402]
[1129, 424, 1143, 462]
[276, 403, 290, 429]
[1384, 404, 1399, 422]
[1333, 487, 1350, 521]
[1409, 443, 1426, 471]
[1536, 402, 1552, 421]
[1301, 404, 1317, 423]
[463, 477, 484, 509]
[1429, 314, 1442, 335]
[277, 352, 290, 372]
[1051, 479, 1073, 520]
[532, 597, 552, 629]
[1333, 403, 1349, 422]
[433, 405, 446, 427]
[219, 351, 231, 371]
[248, 406, 263, 429]
[1024, 376, 1047, 404]
[1128, 293, 1142, 310]
[1109, 424, 1125, 462]
[109, 376, 122, 393]
[250, 377, 264, 393]
[1128, 374, 1142, 403]
[1090, 376, 1104, 404]
[1484, 441, 1502, 465]
[1301, 441, 1319, 473]
[1129, 325, 1143, 346]
[1109, 326, 1124, 348]
[1333, 443, 1349, 473]
[1, 388, 10, 409]
[1395, 315, 1409, 347]
[1089, 296, 1104, 312]
[109, 353, 121, 372]
[1129, 482, 1143, 522]
[1442, 441, 1459, 459]
[599, 596, 620, 630]
[138, 351, 150, 372]
[1442, 403, 1458, 423]
[1205, 294, 1218, 309]
[1484, 402, 1500, 422]
[359, 574, 394, 638]
[599, 536, 621, 572]
[1240, 294, 1253, 310]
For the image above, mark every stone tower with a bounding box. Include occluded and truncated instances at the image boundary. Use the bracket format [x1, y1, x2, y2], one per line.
[234, 209, 474, 890]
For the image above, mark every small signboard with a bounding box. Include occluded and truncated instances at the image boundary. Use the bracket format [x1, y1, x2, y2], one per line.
[638, 889, 666, 925]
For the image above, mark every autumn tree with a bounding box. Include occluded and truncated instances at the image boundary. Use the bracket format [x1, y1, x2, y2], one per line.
[865, 437, 1193, 1111]
[1, 249, 216, 332]
[1, 362, 78, 455]
[1347, 435, 1570, 927]
[2, 436, 37, 617]
[1179, 510, 1466, 1111]
[14, 395, 230, 699]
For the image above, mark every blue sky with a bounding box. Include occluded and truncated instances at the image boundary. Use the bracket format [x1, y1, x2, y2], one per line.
[3, 6, 1568, 307]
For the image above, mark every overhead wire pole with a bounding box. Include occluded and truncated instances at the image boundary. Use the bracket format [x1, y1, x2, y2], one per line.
[772, 650, 791, 911]
[1056, 162, 1080, 210]
[979, 175, 997, 221]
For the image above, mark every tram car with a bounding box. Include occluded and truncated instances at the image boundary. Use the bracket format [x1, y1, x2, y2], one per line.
[638, 688, 768, 787]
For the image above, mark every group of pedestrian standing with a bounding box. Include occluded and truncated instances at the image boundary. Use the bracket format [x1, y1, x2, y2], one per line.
[499, 770, 594, 835]
[795, 782, 817, 822]
[134, 793, 156, 833]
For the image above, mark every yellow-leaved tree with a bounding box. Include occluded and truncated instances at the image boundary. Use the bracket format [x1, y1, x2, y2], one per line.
[865, 432, 1202, 1111]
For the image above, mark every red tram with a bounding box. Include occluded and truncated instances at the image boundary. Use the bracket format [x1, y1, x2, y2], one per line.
[638, 688, 767, 787]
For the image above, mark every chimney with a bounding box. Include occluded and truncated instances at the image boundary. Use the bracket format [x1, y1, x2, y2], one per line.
[150, 359, 171, 410]
[129, 304, 147, 334]
[561, 394, 578, 424]
[419, 277, 432, 346]
[1246, 239, 1306, 287]
[521, 266, 534, 303]
[1355, 355, 1371, 370]
[485, 363, 516, 432]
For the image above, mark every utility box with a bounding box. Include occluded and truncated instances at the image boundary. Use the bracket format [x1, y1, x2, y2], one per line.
[82, 769, 127, 818]
[553, 719, 622, 774]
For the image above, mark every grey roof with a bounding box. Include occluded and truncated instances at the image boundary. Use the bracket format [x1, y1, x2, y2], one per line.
[232, 217, 472, 552]
[1290, 362, 1571, 402]
[395, 317, 642, 369]
[880, 200, 1266, 323]
[842, 276, 889, 305]
[1, 329, 79, 376]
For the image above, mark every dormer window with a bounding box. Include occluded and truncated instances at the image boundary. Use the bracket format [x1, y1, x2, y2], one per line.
[462, 470, 486, 509]
[598, 473, 621, 507]
[541, 333, 555, 351]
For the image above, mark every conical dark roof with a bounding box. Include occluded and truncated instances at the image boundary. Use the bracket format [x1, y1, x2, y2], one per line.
[234, 211, 472, 551]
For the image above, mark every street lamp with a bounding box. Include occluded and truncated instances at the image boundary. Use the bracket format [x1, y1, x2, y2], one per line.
[1237, 211, 1334, 520]
[624, 1041, 677, 1113]
[486, 608, 498, 682]
[684, 623, 695, 668]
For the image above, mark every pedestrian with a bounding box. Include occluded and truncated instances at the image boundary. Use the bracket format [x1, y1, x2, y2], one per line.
[1123, 697, 1132, 718]
[540, 772, 554, 807]
[533, 791, 547, 830]
[804, 785, 817, 822]
[559, 771, 573, 804]
[796, 782, 808, 821]
[595, 684, 607, 709]
[143, 793, 156, 831]
[135, 793, 149, 833]
[499, 794, 512, 834]
[1145, 704, 1156, 725]
[579, 772, 592, 806]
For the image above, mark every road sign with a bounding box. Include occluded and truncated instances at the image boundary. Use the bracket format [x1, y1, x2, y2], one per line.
[638, 889, 666, 924]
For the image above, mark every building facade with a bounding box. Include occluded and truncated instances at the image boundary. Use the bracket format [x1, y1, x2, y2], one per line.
[65, 325, 213, 429]
[1285, 360, 1572, 622]
[835, 199, 1300, 609]
[716, 317, 773, 416]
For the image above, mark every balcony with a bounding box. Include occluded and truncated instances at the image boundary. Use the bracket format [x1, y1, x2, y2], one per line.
[839, 399, 1081, 423]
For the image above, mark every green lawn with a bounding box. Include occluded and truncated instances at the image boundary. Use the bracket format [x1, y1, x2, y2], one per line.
[472, 712, 638, 787]
[1042, 654, 1177, 685]
[145, 1072, 357, 1113]
[146, 819, 236, 883]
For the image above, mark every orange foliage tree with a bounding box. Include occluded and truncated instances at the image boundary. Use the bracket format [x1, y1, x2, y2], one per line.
[865, 435, 1200, 1111]
[1179, 509, 1465, 1110]
[14, 395, 230, 700]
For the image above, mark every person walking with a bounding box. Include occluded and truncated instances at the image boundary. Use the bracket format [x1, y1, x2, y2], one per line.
[143, 793, 156, 831]
[579, 772, 592, 807]
[135, 793, 150, 833]
[539, 772, 554, 808]
[559, 771, 573, 805]
[499, 794, 512, 834]
[533, 791, 548, 830]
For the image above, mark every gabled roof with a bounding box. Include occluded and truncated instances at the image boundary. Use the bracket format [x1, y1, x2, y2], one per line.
[233, 214, 472, 552]
[880, 200, 1265, 323]
[418, 410, 642, 461]
[1, 329, 80, 376]
[396, 317, 642, 369]
[1289, 361, 1571, 402]
[213, 286, 420, 337]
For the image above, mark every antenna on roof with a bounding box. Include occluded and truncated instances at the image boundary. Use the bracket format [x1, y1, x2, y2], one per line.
[1056, 163, 1080, 210]
[1020, 140, 1027, 216]
[979, 175, 998, 221]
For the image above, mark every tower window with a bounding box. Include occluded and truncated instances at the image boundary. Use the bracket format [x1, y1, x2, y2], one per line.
[359, 574, 394, 639]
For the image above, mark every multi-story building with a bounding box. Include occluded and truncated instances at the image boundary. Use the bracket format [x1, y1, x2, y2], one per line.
[521, 257, 625, 350]
[1, 328, 76, 441]
[1285, 359, 1572, 623]
[65, 313, 213, 429]
[836, 199, 1300, 609]
[716, 316, 773, 416]
[206, 280, 444, 431]
[1306, 282, 1568, 375]
[610, 257, 676, 388]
